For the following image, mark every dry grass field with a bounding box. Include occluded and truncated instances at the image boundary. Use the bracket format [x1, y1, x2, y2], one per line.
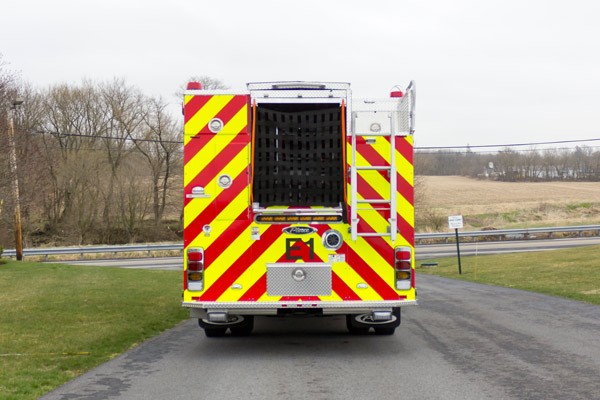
[417, 176, 600, 231]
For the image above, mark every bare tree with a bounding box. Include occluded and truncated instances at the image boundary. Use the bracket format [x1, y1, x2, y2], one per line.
[114, 156, 152, 242]
[132, 96, 182, 224]
[97, 79, 145, 227]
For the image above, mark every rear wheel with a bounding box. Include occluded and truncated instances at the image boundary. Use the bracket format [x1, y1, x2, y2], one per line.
[204, 327, 227, 337]
[230, 316, 255, 336]
[346, 308, 401, 335]
[198, 315, 254, 337]
[374, 327, 396, 335]
[346, 315, 369, 334]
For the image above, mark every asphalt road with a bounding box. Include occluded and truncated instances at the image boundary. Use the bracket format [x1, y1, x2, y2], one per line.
[41, 275, 600, 400]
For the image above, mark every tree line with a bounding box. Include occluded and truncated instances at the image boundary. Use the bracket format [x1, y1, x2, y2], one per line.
[1, 59, 189, 248]
[4, 52, 599, 249]
[415, 146, 600, 181]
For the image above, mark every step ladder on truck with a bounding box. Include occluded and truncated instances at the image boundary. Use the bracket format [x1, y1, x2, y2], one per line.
[181, 80, 416, 336]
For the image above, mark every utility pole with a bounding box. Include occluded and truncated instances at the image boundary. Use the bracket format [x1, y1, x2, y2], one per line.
[7, 98, 24, 261]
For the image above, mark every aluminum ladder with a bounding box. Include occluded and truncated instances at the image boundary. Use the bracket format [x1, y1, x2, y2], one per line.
[350, 112, 397, 241]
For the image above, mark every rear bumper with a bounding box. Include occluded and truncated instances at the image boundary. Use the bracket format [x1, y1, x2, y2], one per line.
[183, 300, 417, 318]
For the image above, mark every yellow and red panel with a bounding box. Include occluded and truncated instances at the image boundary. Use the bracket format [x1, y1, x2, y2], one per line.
[183, 93, 415, 305]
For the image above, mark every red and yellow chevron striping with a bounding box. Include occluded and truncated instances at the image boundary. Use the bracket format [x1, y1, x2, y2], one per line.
[183, 90, 415, 308]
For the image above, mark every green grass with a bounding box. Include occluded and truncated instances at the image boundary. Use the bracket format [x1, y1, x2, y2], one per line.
[418, 245, 600, 305]
[0, 261, 188, 400]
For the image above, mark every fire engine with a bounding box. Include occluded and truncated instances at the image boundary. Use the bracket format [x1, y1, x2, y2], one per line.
[182, 81, 416, 336]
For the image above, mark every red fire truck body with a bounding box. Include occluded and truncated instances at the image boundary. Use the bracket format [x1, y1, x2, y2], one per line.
[182, 81, 416, 336]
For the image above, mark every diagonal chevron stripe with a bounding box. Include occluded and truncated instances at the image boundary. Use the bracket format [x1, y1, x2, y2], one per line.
[200, 225, 282, 301]
[184, 95, 235, 144]
[183, 95, 212, 124]
[343, 242, 397, 300]
[183, 135, 212, 165]
[184, 111, 249, 188]
[184, 171, 248, 246]
[184, 140, 249, 208]
[352, 138, 414, 205]
[184, 91, 415, 305]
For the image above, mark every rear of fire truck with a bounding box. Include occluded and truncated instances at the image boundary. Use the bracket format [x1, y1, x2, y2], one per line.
[182, 81, 416, 336]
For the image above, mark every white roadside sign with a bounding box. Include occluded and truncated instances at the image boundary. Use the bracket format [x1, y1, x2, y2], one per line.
[448, 215, 464, 230]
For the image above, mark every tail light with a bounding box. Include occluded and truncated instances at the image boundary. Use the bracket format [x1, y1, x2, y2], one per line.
[394, 246, 412, 290]
[187, 247, 204, 291]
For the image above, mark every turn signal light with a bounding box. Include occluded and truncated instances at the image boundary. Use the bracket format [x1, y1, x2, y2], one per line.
[396, 270, 411, 280]
[188, 272, 203, 281]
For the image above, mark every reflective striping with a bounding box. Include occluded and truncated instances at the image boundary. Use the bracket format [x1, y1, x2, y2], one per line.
[185, 213, 249, 255]
[396, 135, 414, 165]
[332, 272, 362, 301]
[183, 89, 416, 306]
[184, 172, 248, 245]
[190, 217, 252, 265]
[201, 96, 248, 134]
[238, 274, 267, 301]
[343, 243, 397, 300]
[355, 173, 414, 246]
[344, 229, 394, 291]
[183, 135, 212, 164]
[394, 149, 414, 188]
[184, 95, 235, 141]
[183, 95, 212, 126]
[184, 133, 247, 189]
[352, 138, 414, 206]
[203, 227, 385, 302]
[184, 140, 249, 207]
[200, 225, 282, 301]
[332, 261, 381, 300]
[348, 140, 415, 247]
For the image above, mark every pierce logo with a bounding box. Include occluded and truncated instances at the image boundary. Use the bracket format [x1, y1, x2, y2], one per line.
[283, 226, 317, 235]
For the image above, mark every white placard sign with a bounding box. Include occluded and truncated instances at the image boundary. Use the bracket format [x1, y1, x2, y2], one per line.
[448, 215, 464, 230]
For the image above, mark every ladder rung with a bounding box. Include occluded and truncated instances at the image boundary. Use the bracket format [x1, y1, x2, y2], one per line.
[357, 232, 391, 237]
[356, 166, 390, 171]
[357, 199, 391, 204]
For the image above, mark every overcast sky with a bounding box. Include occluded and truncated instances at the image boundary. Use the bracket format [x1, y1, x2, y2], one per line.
[2, 0, 600, 149]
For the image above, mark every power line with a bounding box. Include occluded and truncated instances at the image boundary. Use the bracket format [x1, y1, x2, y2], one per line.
[31, 131, 182, 145]
[29, 130, 600, 152]
[416, 145, 600, 155]
[415, 137, 600, 150]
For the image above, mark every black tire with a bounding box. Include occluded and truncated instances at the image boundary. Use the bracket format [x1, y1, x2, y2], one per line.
[346, 315, 370, 334]
[198, 315, 253, 337]
[204, 327, 227, 337]
[374, 327, 396, 335]
[230, 316, 254, 336]
[347, 308, 401, 335]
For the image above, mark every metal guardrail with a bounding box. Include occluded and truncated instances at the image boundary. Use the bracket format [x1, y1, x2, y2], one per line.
[2, 225, 599, 259]
[415, 224, 600, 242]
[2, 243, 183, 259]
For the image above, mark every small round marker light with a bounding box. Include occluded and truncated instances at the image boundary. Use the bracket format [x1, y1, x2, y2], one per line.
[208, 118, 223, 133]
[218, 174, 232, 188]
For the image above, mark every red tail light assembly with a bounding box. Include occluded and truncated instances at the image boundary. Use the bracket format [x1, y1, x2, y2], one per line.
[187, 247, 204, 291]
[394, 246, 412, 290]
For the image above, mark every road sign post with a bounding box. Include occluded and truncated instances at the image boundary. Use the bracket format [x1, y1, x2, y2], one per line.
[448, 215, 464, 275]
